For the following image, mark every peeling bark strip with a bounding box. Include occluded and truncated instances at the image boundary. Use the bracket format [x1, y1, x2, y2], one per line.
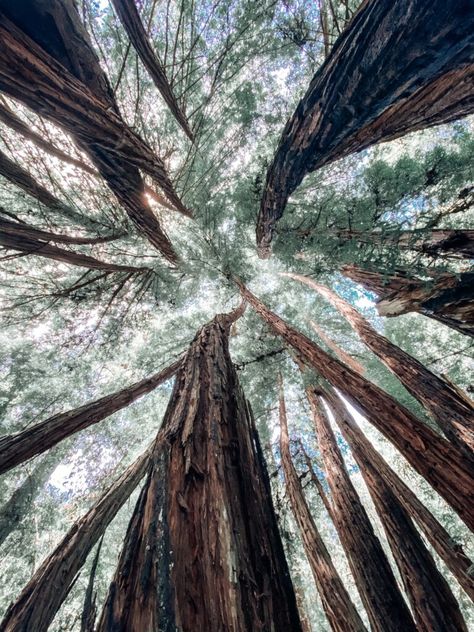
[278, 381, 366, 632]
[306, 387, 416, 632]
[343, 265, 474, 338]
[98, 307, 302, 632]
[285, 273, 474, 453]
[325, 390, 474, 602]
[324, 389, 468, 632]
[256, 0, 474, 255]
[0, 359, 180, 475]
[0, 449, 150, 632]
[0, 10, 184, 262]
[236, 280, 474, 529]
[111, 0, 193, 141]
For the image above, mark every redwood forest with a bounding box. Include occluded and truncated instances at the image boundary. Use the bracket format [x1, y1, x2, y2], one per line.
[0, 0, 473, 630]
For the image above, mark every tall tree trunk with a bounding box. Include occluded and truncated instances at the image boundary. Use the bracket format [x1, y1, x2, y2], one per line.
[235, 279, 474, 529]
[80, 537, 103, 632]
[97, 306, 302, 632]
[342, 265, 474, 337]
[0, 448, 150, 632]
[308, 319, 366, 375]
[256, 0, 474, 255]
[110, 0, 193, 141]
[0, 9, 184, 262]
[323, 387, 468, 631]
[284, 272, 474, 453]
[305, 385, 416, 632]
[0, 358, 180, 475]
[278, 379, 367, 632]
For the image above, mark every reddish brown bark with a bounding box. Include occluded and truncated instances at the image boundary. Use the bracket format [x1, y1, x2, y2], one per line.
[324, 388, 468, 631]
[236, 279, 474, 529]
[111, 0, 193, 141]
[285, 272, 474, 453]
[306, 386, 416, 632]
[97, 307, 302, 632]
[0, 358, 180, 475]
[0, 449, 150, 632]
[308, 319, 366, 375]
[256, 0, 474, 255]
[343, 265, 474, 338]
[278, 381, 367, 632]
[0, 9, 184, 261]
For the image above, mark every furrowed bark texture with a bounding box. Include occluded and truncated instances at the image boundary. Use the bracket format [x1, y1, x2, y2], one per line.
[98, 308, 302, 632]
[306, 387, 416, 632]
[324, 388, 468, 631]
[343, 265, 474, 338]
[236, 280, 474, 529]
[0, 217, 122, 246]
[0, 6, 184, 261]
[0, 358, 180, 475]
[0, 449, 150, 632]
[326, 389, 474, 601]
[256, 0, 474, 255]
[111, 0, 193, 141]
[285, 273, 474, 453]
[278, 383, 366, 632]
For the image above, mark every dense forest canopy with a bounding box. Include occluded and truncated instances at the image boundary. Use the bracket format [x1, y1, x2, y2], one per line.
[0, 0, 473, 630]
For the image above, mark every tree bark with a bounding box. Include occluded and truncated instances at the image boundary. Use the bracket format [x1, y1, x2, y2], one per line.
[284, 272, 474, 453]
[343, 264, 474, 338]
[256, 0, 474, 255]
[0, 8, 185, 262]
[110, 0, 193, 141]
[97, 306, 302, 632]
[305, 386, 416, 632]
[80, 537, 103, 632]
[0, 448, 150, 632]
[278, 380, 367, 632]
[0, 358, 180, 475]
[235, 279, 474, 530]
[324, 387, 469, 631]
[308, 319, 366, 375]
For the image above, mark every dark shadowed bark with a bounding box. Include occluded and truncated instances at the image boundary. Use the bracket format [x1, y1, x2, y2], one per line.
[257, 0, 474, 255]
[0, 359, 180, 475]
[0, 8, 185, 261]
[97, 306, 302, 632]
[305, 386, 416, 632]
[0, 449, 150, 632]
[236, 279, 474, 529]
[284, 273, 474, 453]
[110, 0, 193, 141]
[324, 388, 468, 631]
[278, 380, 367, 632]
[343, 264, 474, 338]
[80, 536, 103, 632]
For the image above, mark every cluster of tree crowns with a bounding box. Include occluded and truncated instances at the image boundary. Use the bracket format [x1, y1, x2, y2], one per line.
[0, 0, 473, 630]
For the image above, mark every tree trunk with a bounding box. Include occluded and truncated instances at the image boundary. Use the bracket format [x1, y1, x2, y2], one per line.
[80, 537, 103, 632]
[278, 380, 367, 632]
[0, 358, 180, 475]
[284, 272, 474, 453]
[324, 387, 468, 631]
[0, 9, 184, 262]
[110, 0, 193, 141]
[308, 319, 366, 375]
[236, 279, 474, 530]
[97, 306, 302, 632]
[0, 448, 150, 632]
[256, 0, 474, 255]
[305, 385, 416, 632]
[343, 265, 474, 338]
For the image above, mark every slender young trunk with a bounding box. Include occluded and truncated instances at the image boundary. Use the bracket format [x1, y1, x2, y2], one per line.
[110, 0, 193, 141]
[278, 380, 367, 632]
[309, 319, 365, 375]
[97, 306, 302, 632]
[0, 216, 122, 246]
[0, 359, 180, 475]
[0, 449, 150, 632]
[342, 265, 474, 338]
[80, 537, 103, 632]
[305, 386, 416, 632]
[284, 273, 474, 453]
[256, 0, 474, 255]
[236, 279, 474, 529]
[324, 388, 468, 631]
